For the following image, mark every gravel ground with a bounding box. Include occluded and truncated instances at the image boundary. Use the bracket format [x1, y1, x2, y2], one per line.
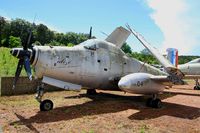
[0, 82, 200, 133]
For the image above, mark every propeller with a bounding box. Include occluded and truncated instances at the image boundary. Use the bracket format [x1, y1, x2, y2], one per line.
[88, 26, 92, 39]
[11, 27, 33, 89]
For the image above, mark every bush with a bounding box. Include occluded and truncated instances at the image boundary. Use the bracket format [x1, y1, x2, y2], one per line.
[9, 36, 21, 48]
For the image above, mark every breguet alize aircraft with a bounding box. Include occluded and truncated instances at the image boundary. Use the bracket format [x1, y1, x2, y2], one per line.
[10, 24, 200, 111]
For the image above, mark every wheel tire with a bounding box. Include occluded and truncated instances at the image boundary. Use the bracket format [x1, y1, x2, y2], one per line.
[86, 89, 97, 95]
[197, 86, 200, 90]
[40, 99, 54, 111]
[146, 98, 153, 107]
[194, 86, 200, 90]
[194, 86, 197, 90]
[152, 99, 162, 108]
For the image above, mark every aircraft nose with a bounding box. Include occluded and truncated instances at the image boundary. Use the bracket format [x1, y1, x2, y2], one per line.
[118, 79, 131, 89]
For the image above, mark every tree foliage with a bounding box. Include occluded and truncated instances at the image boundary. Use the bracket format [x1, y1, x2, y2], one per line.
[130, 52, 159, 64]
[9, 36, 21, 48]
[121, 43, 132, 54]
[1, 16, 199, 65]
[178, 56, 200, 64]
[0, 16, 90, 47]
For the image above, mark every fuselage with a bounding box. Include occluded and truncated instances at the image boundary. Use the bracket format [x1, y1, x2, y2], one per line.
[31, 39, 166, 90]
[178, 63, 200, 75]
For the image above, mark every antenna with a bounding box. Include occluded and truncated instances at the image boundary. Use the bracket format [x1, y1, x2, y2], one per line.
[100, 31, 108, 37]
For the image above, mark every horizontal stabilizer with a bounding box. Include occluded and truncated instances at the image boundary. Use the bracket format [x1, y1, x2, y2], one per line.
[106, 26, 130, 48]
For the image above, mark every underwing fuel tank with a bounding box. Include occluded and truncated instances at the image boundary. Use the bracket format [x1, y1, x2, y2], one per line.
[118, 73, 165, 94]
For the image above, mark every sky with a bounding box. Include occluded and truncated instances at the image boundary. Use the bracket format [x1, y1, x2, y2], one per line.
[0, 0, 200, 55]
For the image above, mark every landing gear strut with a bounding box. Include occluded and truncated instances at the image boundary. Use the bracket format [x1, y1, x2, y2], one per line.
[194, 79, 200, 90]
[35, 84, 54, 111]
[146, 94, 162, 108]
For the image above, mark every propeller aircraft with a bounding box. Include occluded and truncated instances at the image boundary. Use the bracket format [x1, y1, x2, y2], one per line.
[178, 58, 200, 90]
[10, 25, 200, 111]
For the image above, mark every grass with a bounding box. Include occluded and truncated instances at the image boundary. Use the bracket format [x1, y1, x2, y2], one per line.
[0, 94, 38, 107]
[139, 124, 150, 133]
[0, 47, 26, 77]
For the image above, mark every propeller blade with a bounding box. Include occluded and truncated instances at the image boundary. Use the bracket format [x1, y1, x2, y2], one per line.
[89, 26, 92, 39]
[24, 56, 32, 80]
[24, 30, 32, 50]
[13, 59, 23, 89]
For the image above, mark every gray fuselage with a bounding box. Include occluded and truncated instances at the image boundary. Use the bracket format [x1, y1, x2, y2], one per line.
[32, 39, 166, 90]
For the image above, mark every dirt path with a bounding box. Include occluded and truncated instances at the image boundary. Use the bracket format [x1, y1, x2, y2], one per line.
[0, 84, 200, 133]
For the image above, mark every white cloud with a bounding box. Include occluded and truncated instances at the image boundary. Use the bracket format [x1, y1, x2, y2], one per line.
[146, 0, 198, 55]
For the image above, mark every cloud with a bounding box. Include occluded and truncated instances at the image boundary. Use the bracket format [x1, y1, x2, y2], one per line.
[146, 0, 198, 55]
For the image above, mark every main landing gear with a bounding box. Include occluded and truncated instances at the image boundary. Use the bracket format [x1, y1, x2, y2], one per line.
[194, 79, 200, 90]
[35, 84, 54, 111]
[146, 94, 162, 108]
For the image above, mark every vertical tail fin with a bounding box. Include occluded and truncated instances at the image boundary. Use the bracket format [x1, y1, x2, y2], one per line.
[105, 26, 130, 48]
[166, 48, 179, 67]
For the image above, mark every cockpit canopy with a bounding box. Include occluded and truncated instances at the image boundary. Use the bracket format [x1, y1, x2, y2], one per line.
[81, 39, 119, 51]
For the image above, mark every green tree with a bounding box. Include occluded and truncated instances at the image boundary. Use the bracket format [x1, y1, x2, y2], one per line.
[67, 43, 75, 47]
[35, 24, 54, 45]
[36, 24, 48, 45]
[0, 16, 6, 46]
[48, 40, 64, 46]
[10, 18, 32, 46]
[130, 52, 158, 64]
[121, 43, 132, 54]
[0, 16, 11, 47]
[9, 36, 21, 48]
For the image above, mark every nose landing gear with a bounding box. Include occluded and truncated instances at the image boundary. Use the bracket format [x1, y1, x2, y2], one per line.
[35, 84, 54, 111]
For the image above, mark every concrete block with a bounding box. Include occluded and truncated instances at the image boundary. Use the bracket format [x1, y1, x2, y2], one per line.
[0, 77, 62, 96]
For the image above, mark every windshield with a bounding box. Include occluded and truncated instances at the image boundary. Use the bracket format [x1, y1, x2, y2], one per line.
[80, 39, 98, 50]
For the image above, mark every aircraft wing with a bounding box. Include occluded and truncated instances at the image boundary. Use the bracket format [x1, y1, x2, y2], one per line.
[42, 76, 81, 91]
[126, 25, 184, 81]
[150, 75, 174, 86]
[106, 26, 130, 48]
[183, 75, 200, 79]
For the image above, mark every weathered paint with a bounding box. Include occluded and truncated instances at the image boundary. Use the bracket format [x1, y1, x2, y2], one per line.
[32, 39, 167, 91]
[118, 73, 165, 94]
[179, 63, 200, 75]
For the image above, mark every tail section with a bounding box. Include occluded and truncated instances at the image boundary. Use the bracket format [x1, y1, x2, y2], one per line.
[105, 26, 130, 48]
[166, 48, 179, 67]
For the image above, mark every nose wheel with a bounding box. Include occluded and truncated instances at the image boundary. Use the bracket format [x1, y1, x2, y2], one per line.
[146, 94, 162, 108]
[40, 99, 54, 111]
